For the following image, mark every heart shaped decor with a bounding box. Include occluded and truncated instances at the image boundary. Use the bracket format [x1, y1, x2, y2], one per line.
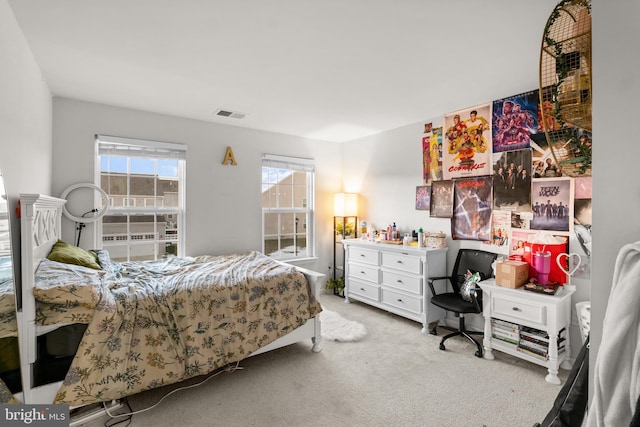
[556, 253, 582, 277]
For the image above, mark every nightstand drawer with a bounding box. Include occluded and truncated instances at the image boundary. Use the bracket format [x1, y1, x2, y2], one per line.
[381, 252, 421, 274]
[349, 264, 379, 283]
[381, 288, 422, 315]
[349, 279, 380, 301]
[381, 270, 422, 295]
[492, 295, 547, 327]
[349, 247, 379, 266]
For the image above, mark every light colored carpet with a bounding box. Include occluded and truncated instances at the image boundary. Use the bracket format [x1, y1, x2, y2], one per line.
[77, 293, 568, 427]
[319, 308, 367, 342]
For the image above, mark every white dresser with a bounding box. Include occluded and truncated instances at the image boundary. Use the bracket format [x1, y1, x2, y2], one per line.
[478, 279, 575, 384]
[341, 239, 447, 334]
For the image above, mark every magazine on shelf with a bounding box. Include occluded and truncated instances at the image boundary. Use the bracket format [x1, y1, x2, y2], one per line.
[491, 318, 520, 331]
[519, 338, 548, 353]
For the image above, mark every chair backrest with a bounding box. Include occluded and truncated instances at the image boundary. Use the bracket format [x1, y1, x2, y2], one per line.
[450, 249, 499, 293]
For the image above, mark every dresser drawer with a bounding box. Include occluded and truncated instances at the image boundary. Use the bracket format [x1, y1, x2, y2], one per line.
[381, 270, 422, 295]
[381, 251, 422, 274]
[492, 295, 547, 327]
[381, 288, 422, 315]
[349, 279, 380, 302]
[348, 264, 379, 283]
[349, 247, 379, 266]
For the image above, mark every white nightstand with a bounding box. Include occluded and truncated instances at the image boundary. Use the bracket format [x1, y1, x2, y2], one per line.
[478, 279, 575, 385]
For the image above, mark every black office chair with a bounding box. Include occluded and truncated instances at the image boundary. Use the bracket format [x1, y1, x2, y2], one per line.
[427, 249, 498, 358]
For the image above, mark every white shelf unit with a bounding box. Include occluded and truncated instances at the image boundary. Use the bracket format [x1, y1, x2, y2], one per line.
[478, 279, 576, 385]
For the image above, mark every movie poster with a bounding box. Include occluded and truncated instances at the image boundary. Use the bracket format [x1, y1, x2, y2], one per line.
[415, 186, 431, 211]
[430, 180, 454, 218]
[530, 177, 574, 234]
[483, 210, 511, 254]
[492, 90, 540, 153]
[442, 103, 492, 180]
[422, 127, 443, 183]
[571, 176, 592, 279]
[530, 133, 562, 179]
[452, 176, 492, 241]
[492, 148, 532, 213]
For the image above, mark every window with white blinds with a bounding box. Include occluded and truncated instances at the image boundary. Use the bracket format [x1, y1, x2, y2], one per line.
[96, 135, 187, 261]
[261, 154, 315, 260]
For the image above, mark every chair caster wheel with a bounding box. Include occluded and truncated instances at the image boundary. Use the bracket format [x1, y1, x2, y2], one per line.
[439, 343, 446, 351]
[475, 350, 483, 358]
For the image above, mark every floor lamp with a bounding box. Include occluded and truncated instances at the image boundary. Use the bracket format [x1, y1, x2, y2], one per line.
[333, 193, 358, 297]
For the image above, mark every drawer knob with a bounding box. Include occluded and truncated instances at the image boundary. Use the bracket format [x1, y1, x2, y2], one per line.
[512, 307, 521, 312]
[397, 298, 403, 303]
[397, 260, 403, 264]
[360, 287, 365, 291]
[360, 271, 366, 274]
[397, 279, 403, 283]
[360, 254, 365, 257]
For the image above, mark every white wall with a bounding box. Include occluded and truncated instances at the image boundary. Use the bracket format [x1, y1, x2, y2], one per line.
[342, 109, 591, 345]
[6, 0, 640, 406]
[52, 98, 342, 275]
[0, 0, 52, 290]
[590, 2, 640, 401]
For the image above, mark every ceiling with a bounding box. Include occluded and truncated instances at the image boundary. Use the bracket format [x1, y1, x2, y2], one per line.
[8, 0, 559, 143]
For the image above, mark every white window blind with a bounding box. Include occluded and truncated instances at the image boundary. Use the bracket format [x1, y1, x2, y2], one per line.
[262, 154, 315, 172]
[97, 135, 187, 159]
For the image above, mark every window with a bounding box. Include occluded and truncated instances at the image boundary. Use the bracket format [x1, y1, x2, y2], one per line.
[262, 154, 315, 261]
[96, 135, 187, 262]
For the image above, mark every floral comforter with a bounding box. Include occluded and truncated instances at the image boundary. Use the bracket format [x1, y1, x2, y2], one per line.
[33, 251, 321, 406]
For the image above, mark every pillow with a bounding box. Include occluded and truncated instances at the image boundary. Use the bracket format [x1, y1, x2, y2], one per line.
[460, 270, 481, 302]
[47, 240, 101, 270]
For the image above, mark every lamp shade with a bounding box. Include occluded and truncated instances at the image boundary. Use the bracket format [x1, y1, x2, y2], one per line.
[334, 193, 358, 217]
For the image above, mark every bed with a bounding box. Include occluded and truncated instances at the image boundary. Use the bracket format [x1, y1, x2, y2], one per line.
[17, 193, 324, 408]
[0, 258, 20, 404]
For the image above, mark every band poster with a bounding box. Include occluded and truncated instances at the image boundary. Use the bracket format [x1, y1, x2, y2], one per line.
[530, 177, 574, 235]
[442, 103, 492, 180]
[452, 176, 492, 241]
[492, 90, 540, 153]
[430, 180, 454, 218]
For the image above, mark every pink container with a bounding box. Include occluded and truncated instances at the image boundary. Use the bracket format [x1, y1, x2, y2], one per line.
[532, 251, 551, 285]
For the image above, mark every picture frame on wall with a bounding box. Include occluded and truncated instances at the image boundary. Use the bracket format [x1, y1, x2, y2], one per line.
[451, 176, 492, 241]
[442, 103, 493, 180]
[422, 127, 443, 183]
[415, 185, 431, 211]
[530, 177, 574, 235]
[430, 180, 454, 218]
[492, 89, 539, 153]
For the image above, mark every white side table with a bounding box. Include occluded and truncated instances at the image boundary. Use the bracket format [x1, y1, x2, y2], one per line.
[478, 279, 575, 385]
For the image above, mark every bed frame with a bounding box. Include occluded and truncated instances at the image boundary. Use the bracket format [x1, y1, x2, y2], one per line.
[17, 193, 323, 411]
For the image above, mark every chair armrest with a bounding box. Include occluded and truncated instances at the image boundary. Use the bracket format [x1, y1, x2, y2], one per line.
[427, 275, 451, 297]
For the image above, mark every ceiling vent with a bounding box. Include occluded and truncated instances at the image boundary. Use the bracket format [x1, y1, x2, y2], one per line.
[214, 109, 247, 120]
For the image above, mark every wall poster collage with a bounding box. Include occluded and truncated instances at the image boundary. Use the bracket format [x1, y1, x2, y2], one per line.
[419, 88, 592, 279]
